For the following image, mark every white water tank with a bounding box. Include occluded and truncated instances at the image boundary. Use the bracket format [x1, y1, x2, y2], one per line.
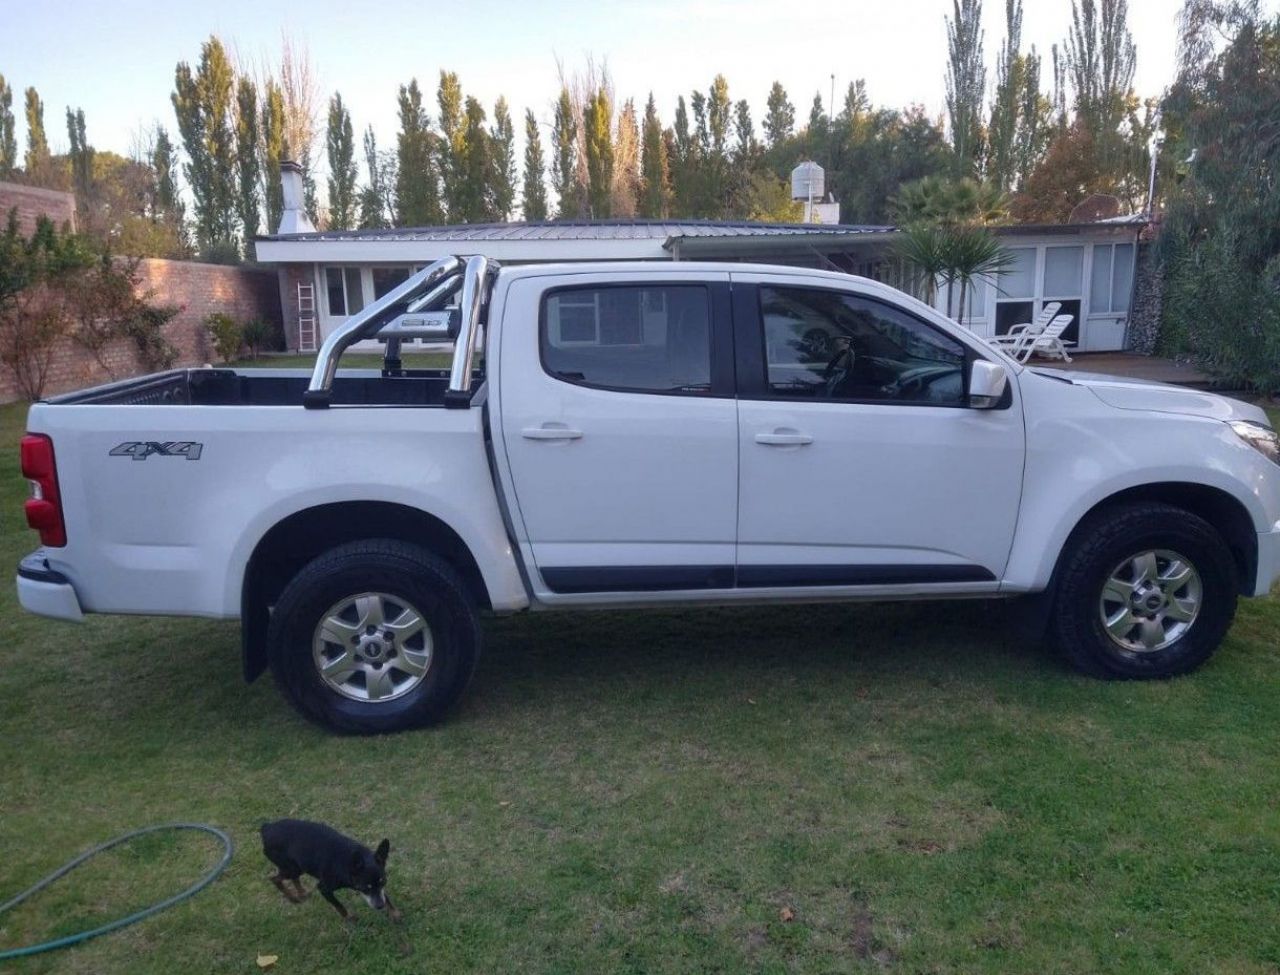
[791, 161, 825, 201]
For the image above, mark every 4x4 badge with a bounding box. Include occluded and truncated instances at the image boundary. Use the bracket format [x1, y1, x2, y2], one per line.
[110, 441, 203, 461]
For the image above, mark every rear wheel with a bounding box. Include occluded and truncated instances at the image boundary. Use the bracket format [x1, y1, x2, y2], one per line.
[1049, 502, 1238, 679]
[267, 540, 481, 733]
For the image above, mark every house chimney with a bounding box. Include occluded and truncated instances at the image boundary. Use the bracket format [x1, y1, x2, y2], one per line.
[278, 160, 316, 234]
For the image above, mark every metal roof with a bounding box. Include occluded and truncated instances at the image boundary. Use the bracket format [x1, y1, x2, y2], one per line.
[257, 219, 897, 244]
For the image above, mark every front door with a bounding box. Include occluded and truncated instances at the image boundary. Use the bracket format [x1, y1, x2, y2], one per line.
[733, 273, 1025, 588]
[497, 272, 738, 595]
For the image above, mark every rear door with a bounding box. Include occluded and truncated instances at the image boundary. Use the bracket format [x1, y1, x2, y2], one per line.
[495, 270, 738, 597]
[732, 271, 1025, 589]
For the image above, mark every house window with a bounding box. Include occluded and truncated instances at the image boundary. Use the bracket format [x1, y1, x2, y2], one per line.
[324, 267, 365, 317]
[372, 266, 411, 300]
[1089, 243, 1136, 313]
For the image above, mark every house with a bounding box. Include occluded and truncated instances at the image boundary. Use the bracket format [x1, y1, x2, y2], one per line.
[254, 162, 1147, 355]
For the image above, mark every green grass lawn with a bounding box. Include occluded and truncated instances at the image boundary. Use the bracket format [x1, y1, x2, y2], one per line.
[2, 399, 1280, 974]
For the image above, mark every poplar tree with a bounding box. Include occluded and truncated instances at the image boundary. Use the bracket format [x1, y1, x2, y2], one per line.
[764, 81, 795, 149]
[491, 96, 516, 221]
[260, 79, 287, 233]
[172, 37, 238, 254]
[65, 108, 93, 204]
[945, 0, 986, 176]
[457, 96, 492, 221]
[583, 87, 613, 218]
[326, 92, 357, 230]
[23, 87, 50, 180]
[639, 93, 669, 218]
[0, 74, 15, 175]
[551, 87, 580, 218]
[612, 97, 640, 217]
[988, 0, 1023, 191]
[394, 78, 442, 226]
[437, 71, 465, 218]
[235, 78, 261, 243]
[151, 124, 186, 244]
[1066, 0, 1136, 158]
[671, 95, 695, 215]
[521, 109, 548, 221]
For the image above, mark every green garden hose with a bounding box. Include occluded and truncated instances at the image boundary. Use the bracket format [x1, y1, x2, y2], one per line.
[0, 823, 233, 961]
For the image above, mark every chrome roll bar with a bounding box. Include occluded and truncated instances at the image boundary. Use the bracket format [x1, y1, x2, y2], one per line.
[303, 255, 492, 410]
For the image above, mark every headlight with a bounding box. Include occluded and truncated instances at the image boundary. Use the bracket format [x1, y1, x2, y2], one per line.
[1229, 420, 1280, 465]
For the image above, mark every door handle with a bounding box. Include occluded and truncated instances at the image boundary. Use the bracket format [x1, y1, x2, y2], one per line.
[755, 430, 813, 446]
[522, 425, 583, 441]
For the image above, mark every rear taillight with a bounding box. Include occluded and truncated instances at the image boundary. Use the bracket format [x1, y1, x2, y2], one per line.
[20, 434, 66, 547]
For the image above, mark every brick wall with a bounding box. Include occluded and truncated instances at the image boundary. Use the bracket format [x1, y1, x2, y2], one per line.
[0, 259, 282, 404]
[0, 180, 76, 234]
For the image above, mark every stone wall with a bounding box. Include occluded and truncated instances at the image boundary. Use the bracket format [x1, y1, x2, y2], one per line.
[0, 180, 76, 234]
[1126, 242, 1163, 354]
[0, 259, 282, 404]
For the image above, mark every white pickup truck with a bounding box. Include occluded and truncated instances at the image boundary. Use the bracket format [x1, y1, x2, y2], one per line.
[17, 256, 1280, 732]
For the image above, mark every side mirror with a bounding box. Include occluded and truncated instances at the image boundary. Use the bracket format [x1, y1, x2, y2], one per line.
[968, 359, 1008, 409]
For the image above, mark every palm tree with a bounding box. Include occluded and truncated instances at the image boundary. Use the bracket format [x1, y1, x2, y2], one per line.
[892, 223, 949, 306]
[942, 225, 1016, 321]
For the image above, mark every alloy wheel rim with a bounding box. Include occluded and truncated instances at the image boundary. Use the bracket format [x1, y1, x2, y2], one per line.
[312, 591, 433, 702]
[1098, 549, 1202, 653]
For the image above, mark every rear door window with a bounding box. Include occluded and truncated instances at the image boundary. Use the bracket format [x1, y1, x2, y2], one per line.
[542, 285, 712, 394]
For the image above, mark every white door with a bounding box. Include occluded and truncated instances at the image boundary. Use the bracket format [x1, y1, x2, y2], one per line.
[1084, 242, 1135, 351]
[497, 272, 738, 594]
[733, 274, 1025, 587]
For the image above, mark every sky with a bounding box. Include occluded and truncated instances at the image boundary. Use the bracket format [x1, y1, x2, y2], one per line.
[0, 0, 1259, 171]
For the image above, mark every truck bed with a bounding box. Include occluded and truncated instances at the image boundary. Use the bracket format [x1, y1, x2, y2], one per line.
[45, 367, 479, 407]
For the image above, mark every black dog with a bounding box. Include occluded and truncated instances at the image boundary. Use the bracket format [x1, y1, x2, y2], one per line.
[260, 819, 401, 922]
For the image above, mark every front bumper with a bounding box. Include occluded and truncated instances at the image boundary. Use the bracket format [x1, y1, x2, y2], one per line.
[1255, 526, 1280, 597]
[16, 551, 83, 622]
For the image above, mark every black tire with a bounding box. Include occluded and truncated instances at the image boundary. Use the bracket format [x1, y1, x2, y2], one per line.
[1049, 502, 1238, 679]
[267, 539, 481, 734]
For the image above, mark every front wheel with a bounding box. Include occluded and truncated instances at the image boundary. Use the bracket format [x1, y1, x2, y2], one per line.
[267, 540, 481, 733]
[1049, 502, 1239, 679]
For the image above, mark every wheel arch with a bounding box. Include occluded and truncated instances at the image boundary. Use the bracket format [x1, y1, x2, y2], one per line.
[240, 501, 490, 683]
[1055, 482, 1257, 597]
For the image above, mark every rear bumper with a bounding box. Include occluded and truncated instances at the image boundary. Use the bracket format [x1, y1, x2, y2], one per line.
[16, 552, 83, 622]
[1255, 526, 1280, 597]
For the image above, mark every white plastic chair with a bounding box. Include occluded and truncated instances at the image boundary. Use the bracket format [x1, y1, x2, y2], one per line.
[1024, 314, 1076, 362]
[987, 302, 1061, 362]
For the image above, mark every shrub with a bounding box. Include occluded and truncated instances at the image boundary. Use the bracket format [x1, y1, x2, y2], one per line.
[241, 318, 281, 359]
[204, 313, 243, 364]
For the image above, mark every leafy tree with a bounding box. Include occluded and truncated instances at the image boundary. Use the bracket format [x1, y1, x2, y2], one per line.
[1157, 5, 1280, 390]
[394, 78, 442, 226]
[521, 109, 548, 221]
[0, 74, 14, 175]
[945, 0, 986, 177]
[260, 79, 287, 233]
[172, 37, 238, 256]
[491, 97, 517, 221]
[806, 92, 829, 165]
[763, 81, 795, 149]
[326, 92, 357, 230]
[638, 93, 669, 218]
[583, 87, 614, 218]
[551, 87, 581, 218]
[1014, 46, 1052, 187]
[235, 78, 260, 246]
[1010, 121, 1106, 222]
[745, 171, 802, 222]
[23, 87, 53, 184]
